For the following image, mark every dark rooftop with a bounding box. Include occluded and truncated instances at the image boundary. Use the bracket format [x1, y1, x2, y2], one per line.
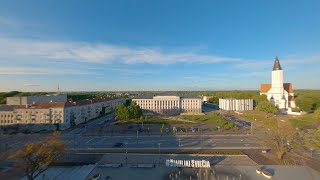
[272, 56, 282, 71]
[0, 105, 18, 111]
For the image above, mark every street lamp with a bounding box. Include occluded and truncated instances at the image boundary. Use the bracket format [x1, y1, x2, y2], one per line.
[158, 143, 161, 166]
[136, 129, 139, 144]
[125, 141, 128, 165]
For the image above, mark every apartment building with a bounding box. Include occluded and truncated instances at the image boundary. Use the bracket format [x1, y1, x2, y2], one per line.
[0, 98, 125, 129]
[132, 95, 202, 115]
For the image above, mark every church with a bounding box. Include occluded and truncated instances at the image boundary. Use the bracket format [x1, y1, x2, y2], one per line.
[260, 57, 296, 111]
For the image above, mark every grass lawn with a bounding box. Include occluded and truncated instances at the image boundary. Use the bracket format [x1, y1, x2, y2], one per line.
[182, 112, 236, 130]
[239, 111, 278, 128]
[288, 114, 319, 128]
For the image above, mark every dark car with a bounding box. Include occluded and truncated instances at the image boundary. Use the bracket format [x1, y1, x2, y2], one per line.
[113, 142, 124, 147]
[127, 125, 133, 129]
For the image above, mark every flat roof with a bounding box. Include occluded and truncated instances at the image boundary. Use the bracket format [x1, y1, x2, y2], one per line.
[0, 105, 18, 111]
[132, 94, 200, 99]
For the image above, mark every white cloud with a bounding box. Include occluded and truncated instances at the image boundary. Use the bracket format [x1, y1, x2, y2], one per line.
[0, 67, 92, 75]
[23, 84, 40, 87]
[0, 37, 240, 65]
[0, 16, 19, 27]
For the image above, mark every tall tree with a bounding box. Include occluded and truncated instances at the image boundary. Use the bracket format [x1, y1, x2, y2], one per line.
[255, 122, 296, 160]
[128, 102, 142, 119]
[115, 103, 129, 120]
[10, 131, 65, 180]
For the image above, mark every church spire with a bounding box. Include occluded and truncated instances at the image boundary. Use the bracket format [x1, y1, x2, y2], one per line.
[272, 56, 282, 71]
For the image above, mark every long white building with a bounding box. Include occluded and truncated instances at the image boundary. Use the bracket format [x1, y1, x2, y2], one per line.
[132, 95, 202, 115]
[0, 97, 125, 129]
[219, 98, 253, 111]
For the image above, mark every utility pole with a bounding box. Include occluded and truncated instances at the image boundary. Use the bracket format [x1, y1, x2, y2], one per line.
[136, 129, 139, 144]
[158, 143, 161, 166]
[125, 141, 128, 165]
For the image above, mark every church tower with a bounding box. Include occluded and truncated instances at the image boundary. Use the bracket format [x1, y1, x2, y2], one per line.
[270, 57, 286, 108]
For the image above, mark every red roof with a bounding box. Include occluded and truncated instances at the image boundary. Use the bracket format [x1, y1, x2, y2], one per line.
[260, 84, 271, 93]
[283, 83, 293, 93]
[260, 83, 294, 94]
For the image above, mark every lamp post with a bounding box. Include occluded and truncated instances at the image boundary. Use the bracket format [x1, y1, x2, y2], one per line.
[136, 129, 139, 144]
[158, 143, 161, 166]
[125, 141, 128, 165]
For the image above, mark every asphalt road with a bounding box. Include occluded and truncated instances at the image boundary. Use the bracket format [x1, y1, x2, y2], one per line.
[61, 134, 262, 150]
[0, 112, 264, 152]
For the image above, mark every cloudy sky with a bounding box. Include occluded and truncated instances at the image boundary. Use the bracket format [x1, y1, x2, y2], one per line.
[0, 0, 319, 92]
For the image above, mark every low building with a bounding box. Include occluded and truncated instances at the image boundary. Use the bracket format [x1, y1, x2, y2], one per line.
[219, 98, 253, 111]
[6, 94, 67, 105]
[0, 98, 125, 129]
[132, 95, 202, 115]
[202, 96, 212, 102]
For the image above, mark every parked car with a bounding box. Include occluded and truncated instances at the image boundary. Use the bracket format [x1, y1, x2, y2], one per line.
[165, 128, 170, 133]
[113, 142, 124, 147]
[91, 173, 100, 180]
[127, 125, 133, 129]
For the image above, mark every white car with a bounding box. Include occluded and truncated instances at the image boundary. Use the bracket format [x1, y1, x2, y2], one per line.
[165, 128, 170, 133]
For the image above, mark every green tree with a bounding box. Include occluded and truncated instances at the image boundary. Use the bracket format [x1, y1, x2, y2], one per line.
[115, 103, 129, 120]
[128, 102, 142, 119]
[253, 94, 268, 104]
[255, 101, 278, 115]
[10, 132, 65, 180]
[255, 123, 295, 160]
[315, 107, 320, 119]
[296, 97, 316, 113]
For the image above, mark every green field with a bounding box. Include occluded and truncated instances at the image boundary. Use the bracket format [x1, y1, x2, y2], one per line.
[182, 113, 237, 131]
[289, 114, 319, 128]
[240, 111, 278, 128]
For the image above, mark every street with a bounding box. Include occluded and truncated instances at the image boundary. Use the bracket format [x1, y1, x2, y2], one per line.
[61, 134, 262, 150]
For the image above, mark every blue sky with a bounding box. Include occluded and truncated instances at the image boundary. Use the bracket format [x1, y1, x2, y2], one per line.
[0, 0, 319, 91]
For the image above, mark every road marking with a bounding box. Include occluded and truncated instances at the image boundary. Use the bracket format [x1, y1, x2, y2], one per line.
[86, 137, 97, 144]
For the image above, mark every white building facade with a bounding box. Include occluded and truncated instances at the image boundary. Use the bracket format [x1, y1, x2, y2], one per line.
[219, 98, 253, 111]
[260, 57, 296, 110]
[132, 95, 202, 115]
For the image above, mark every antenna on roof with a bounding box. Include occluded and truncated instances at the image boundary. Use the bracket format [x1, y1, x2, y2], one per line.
[57, 84, 60, 94]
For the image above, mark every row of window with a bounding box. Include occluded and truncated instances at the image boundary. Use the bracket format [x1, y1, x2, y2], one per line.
[0, 120, 14, 123]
